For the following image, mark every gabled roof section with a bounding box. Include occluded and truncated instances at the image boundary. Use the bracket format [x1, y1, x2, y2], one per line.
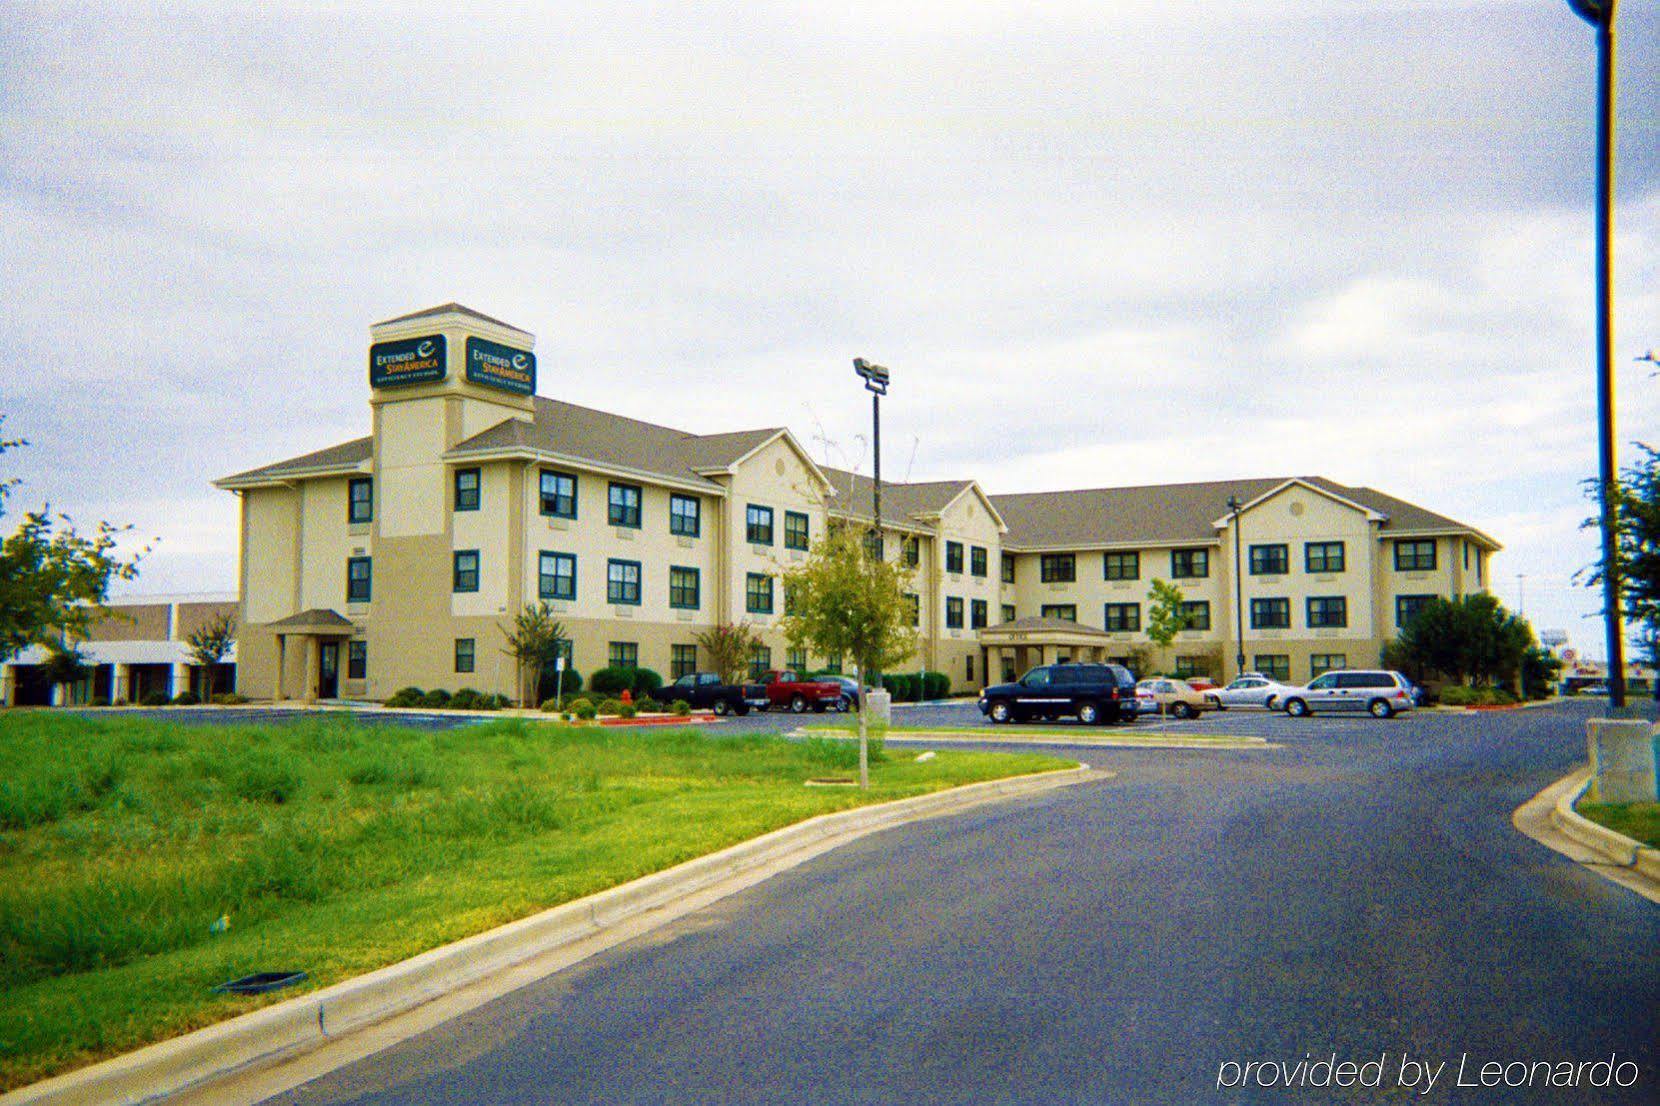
[1207, 478, 1386, 528]
[694, 427, 837, 494]
[373, 302, 526, 333]
[931, 481, 1009, 533]
[821, 468, 977, 528]
[214, 437, 373, 489]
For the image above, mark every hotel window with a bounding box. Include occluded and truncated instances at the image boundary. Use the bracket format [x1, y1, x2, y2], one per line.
[1104, 603, 1141, 632]
[1173, 656, 1210, 679]
[539, 470, 577, 519]
[539, 551, 576, 601]
[864, 531, 884, 561]
[1040, 553, 1076, 583]
[671, 644, 698, 679]
[946, 596, 964, 629]
[1249, 543, 1288, 575]
[823, 653, 842, 674]
[1040, 604, 1076, 621]
[454, 467, 481, 512]
[1000, 555, 1015, 583]
[746, 504, 774, 545]
[786, 647, 808, 672]
[784, 510, 810, 550]
[1306, 596, 1348, 628]
[348, 477, 373, 524]
[748, 644, 772, 680]
[1394, 539, 1436, 571]
[1180, 600, 1211, 631]
[1254, 654, 1291, 682]
[609, 642, 638, 669]
[1170, 548, 1209, 579]
[608, 482, 642, 528]
[1103, 551, 1139, 581]
[1001, 604, 1016, 623]
[669, 494, 701, 537]
[946, 541, 964, 573]
[970, 546, 988, 577]
[346, 556, 372, 603]
[746, 572, 774, 614]
[1250, 597, 1290, 629]
[1311, 653, 1348, 677]
[452, 550, 479, 593]
[971, 599, 988, 629]
[455, 638, 476, 674]
[1305, 541, 1346, 574]
[669, 566, 700, 610]
[902, 536, 920, 566]
[347, 640, 367, 680]
[904, 592, 920, 626]
[607, 559, 641, 605]
[1395, 594, 1436, 628]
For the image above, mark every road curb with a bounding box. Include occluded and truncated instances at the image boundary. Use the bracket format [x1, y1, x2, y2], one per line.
[790, 727, 1271, 751]
[1549, 771, 1660, 882]
[1513, 766, 1660, 905]
[1, 764, 1100, 1106]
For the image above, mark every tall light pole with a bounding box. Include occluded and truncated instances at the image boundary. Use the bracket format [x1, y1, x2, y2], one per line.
[1567, 0, 1627, 708]
[1227, 495, 1246, 679]
[851, 358, 891, 789]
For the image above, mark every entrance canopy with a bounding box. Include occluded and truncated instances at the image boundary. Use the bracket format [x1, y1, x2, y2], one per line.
[268, 609, 355, 702]
[977, 617, 1123, 686]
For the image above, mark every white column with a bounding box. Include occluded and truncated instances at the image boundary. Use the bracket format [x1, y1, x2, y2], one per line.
[113, 663, 131, 704]
[0, 665, 14, 707]
[169, 663, 191, 700]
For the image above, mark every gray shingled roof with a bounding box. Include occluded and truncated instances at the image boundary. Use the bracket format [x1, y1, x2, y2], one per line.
[447, 398, 784, 491]
[990, 476, 1486, 550]
[218, 436, 372, 485]
[373, 302, 528, 332]
[822, 468, 974, 525]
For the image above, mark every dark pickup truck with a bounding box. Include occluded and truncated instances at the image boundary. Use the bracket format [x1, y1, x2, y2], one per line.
[743, 670, 845, 713]
[659, 672, 750, 716]
[978, 662, 1139, 725]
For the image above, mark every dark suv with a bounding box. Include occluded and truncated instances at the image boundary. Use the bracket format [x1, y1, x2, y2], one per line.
[978, 663, 1139, 725]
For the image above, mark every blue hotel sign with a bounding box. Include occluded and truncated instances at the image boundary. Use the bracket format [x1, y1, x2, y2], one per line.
[465, 337, 536, 395]
[369, 335, 446, 388]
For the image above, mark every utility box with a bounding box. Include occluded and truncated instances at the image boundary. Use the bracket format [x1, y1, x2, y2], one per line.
[1586, 718, 1660, 804]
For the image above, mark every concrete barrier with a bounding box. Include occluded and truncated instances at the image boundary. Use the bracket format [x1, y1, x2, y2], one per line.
[2, 763, 1096, 1106]
[1585, 717, 1660, 803]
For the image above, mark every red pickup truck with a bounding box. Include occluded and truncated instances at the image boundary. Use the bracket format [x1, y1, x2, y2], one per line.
[742, 670, 845, 713]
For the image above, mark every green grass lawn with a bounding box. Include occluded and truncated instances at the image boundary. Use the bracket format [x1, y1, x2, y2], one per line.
[0, 713, 1065, 1090]
[1577, 800, 1660, 848]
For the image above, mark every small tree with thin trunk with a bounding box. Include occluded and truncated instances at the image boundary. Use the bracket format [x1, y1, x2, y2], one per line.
[1144, 578, 1191, 652]
[498, 602, 568, 708]
[185, 610, 237, 700]
[695, 622, 763, 686]
[780, 525, 917, 787]
[39, 642, 90, 706]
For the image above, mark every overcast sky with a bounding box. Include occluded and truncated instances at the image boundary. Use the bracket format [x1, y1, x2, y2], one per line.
[3, 1, 1656, 660]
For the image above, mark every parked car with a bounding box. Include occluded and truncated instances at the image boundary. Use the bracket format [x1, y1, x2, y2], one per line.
[820, 675, 864, 711]
[1136, 677, 1222, 719]
[978, 663, 1139, 724]
[743, 670, 846, 713]
[1277, 670, 1417, 718]
[1133, 685, 1160, 715]
[1184, 676, 1220, 692]
[659, 672, 751, 716]
[1212, 673, 1297, 710]
[1578, 682, 1610, 697]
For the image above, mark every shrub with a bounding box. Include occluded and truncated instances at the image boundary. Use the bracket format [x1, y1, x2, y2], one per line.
[618, 703, 638, 719]
[634, 697, 660, 714]
[882, 673, 919, 702]
[539, 697, 564, 712]
[671, 699, 692, 716]
[566, 696, 593, 714]
[139, 690, 170, 707]
[1435, 685, 1517, 707]
[589, 667, 634, 696]
[920, 671, 950, 700]
[385, 687, 425, 708]
[449, 688, 483, 711]
[170, 691, 201, 706]
[633, 668, 663, 695]
[596, 698, 623, 716]
[211, 692, 249, 705]
[86, 696, 111, 708]
[419, 689, 451, 709]
[573, 700, 597, 720]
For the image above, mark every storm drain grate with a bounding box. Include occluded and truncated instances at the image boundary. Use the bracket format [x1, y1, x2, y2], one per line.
[213, 971, 309, 996]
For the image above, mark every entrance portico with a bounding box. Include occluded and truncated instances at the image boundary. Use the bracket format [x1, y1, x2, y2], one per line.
[267, 609, 356, 702]
[978, 617, 1122, 685]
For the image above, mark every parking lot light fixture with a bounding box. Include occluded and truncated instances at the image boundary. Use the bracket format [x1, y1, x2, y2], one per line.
[1227, 495, 1247, 679]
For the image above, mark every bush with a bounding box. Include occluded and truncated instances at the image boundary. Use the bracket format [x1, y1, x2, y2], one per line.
[573, 699, 598, 720]
[618, 703, 638, 719]
[566, 696, 593, 714]
[634, 697, 660, 714]
[539, 697, 564, 713]
[170, 691, 201, 706]
[671, 699, 691, 716]
[596, 698, 623, 716]
[211, 692, 249, 705]
[139, 691, 169, 707]
[385, 687, 425, 708]
[86, 697, 111, 708]
[419, 689, 451, 709]
[882, 673, 919, 702]
[449, 688, 483, 711]
[1437, 685, 1518, 707]
[589, 667, 634, 696]
[920, 671, 950, 700]
[633, 668, 663, 695]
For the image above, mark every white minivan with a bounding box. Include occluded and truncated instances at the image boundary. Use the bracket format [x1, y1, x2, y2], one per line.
[1278, 670, 1416, 718]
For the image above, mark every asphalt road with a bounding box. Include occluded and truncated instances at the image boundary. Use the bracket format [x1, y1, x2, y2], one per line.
[255, 700, 1655, 1103]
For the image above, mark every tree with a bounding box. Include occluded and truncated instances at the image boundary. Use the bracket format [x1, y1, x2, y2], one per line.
[0, 418, 146, 660]
[1144, 578, 1191, 649]
[1583, 443, 1660, 665]
[184, 610, 237, 700]
[38, 642, 90, 706]
[1392, 593, 1534, 687]
[498, 601, 568, 707]
[695, 622, 764, 685]
[779, 524, 918, 788]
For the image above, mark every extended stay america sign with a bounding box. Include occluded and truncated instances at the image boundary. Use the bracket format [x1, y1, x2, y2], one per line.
[465, 337, 536, 395]
[369, 334, 447, 388]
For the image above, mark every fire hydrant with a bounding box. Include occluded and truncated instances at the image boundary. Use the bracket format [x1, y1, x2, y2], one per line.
[620, 689, 633, 706]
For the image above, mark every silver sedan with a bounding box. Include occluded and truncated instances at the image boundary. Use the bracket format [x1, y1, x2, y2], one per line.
[1212, 674, 1296, 710]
